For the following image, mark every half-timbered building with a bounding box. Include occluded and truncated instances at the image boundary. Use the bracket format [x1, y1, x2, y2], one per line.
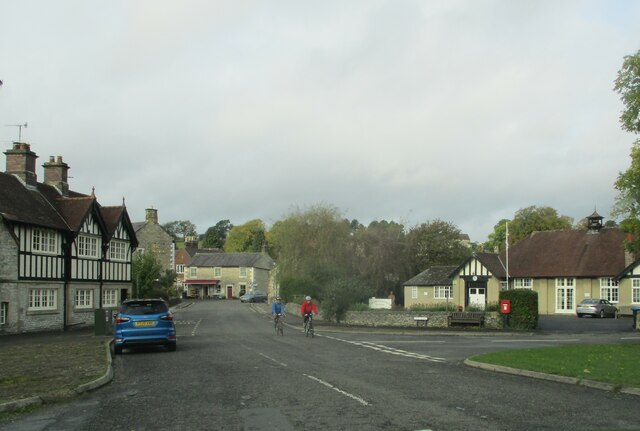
[0, 142, 137, 334]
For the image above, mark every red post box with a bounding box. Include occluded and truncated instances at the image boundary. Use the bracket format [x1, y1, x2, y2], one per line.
[500, 299, 511, 314]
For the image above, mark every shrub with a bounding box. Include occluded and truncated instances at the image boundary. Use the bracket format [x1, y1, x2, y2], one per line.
[349, 303, 370, 311]
[409, 303, 457, 312]
[321, 277, 374, 322]
[499, 289, 538, 330]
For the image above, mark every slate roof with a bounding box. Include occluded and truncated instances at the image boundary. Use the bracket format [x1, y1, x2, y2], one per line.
[189, 252, 276, 270]
[403, 265, 457, 286]
[502, 228, 628, 278]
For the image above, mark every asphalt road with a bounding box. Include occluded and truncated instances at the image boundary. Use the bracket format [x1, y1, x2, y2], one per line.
[1, 301, 639, 431]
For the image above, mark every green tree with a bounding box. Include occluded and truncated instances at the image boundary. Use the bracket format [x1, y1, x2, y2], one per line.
[613, 50, 640, 252]
[483, 219, 510, 252]
[407, 219, 472, 273]
[132, 250, 175, 299]
[507, 206, 573, 245]
[224, 219, 266, 252]
[162, 220, 197, 240]
[201, 220, 233, 249]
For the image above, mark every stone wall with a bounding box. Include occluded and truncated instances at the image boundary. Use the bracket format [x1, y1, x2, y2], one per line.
[339, 310, 503, 330]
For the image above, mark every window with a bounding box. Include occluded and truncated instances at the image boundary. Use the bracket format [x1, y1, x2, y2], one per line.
[32, 228, 57, 254]
[514, 278, 533, 289]
[103, 289, 118, 307]
[29, 288, 57, 310]
[633, 279, 640, 303]
[176, 264, 185, 274]
[434, 286, 452, 299]
[109, 240, 127, 261]
[214, 267, 221, 277]
[500, 281, 508, 291]
[75, 289, 93, 309]
[0, 302, 7, 325]
[240, 284, 247, 296]
[190, 267, 197, 277]
[78, 235, 99, 258]
[411, 286, 418, 299]
[239, 267, 247, 277]
[600, 278, 619, 303]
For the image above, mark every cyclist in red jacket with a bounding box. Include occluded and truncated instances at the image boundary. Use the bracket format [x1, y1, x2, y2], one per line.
[300, 296, 318, 327]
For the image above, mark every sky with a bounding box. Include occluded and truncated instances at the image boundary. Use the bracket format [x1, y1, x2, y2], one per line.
[1, 1, 639, 243]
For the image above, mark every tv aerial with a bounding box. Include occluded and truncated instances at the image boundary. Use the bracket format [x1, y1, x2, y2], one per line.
[5, 122, 28, 142]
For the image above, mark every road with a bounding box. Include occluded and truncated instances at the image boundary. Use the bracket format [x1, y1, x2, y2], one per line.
[1, 300, 639, 431]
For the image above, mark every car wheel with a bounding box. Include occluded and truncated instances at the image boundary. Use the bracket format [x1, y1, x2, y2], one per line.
[599, 310, 605, 318]
[167, 343, 177, 352]
[114, 344, 123, 355]
[577, 314, 582, 318]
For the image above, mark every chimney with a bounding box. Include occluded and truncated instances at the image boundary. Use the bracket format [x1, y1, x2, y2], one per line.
[145, 208, 159, 224]
[4, 142, 38, 187]
[43, 155, 70, 196]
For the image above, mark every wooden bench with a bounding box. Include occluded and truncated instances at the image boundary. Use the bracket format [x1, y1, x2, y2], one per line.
[448, 312, 485, 327]
[413, 316, 429, 327]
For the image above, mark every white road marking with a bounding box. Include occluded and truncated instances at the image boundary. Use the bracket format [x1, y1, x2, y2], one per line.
[323, 335, 446, 363]
[258, 352, 288, 367]
[304, 374, 370, 406]
[191, 318, 202, 336]
[491, 339, 580, 343]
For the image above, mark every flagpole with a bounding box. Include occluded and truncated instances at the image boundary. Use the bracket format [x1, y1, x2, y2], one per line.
[506, 222, 509, 289]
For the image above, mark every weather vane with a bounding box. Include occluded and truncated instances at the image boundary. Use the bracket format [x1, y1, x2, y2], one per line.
[5, 122, 28, 142]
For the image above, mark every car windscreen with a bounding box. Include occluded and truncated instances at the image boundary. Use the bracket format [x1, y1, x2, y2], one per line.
[121, 301, 168, 315]
[580, 299, 598, 304]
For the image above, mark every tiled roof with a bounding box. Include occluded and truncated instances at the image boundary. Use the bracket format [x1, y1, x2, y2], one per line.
[189, 252, 275, 270]
[0, 173, 69, 230]
[502, 228, 628, 277]
[403, 265, 457, 286]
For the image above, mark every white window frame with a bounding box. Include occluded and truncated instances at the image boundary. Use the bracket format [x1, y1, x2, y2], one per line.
[555, 277, 575, 313]
[214, 267, 221, 277]
[78, 234, 99, 258]
[411, 286, 418, 299]
[29, 288, 57, 310]
[434, 285, 452, 299]
[190, 267, 197, 277]
[239, 266, 247, 277]
[32, 228, 57, 254]
[633, 279, 640, 304]
[176, 264, 185, 274]
[75, 289, 93, 309]
[599, 278, 619, 303]
[103, 289, 118, 307]
[109, 240, 127, 261]
[513, 278, 533, 289]
[0, 302, 7, 325]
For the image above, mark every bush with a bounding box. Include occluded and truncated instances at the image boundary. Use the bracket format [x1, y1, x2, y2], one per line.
[499, 289, 538, 330]
[321, 277, 374, 322]
[349, 303, 370, 311]
[408, 303, 457, 312]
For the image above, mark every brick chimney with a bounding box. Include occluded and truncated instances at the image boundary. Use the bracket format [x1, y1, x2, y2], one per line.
[145, 208, 159, 224]
[4, 142, 38, 187]
[43, 155, 70, 196]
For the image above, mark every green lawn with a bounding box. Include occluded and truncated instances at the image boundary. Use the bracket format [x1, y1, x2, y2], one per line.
[470, 344, 640, 388]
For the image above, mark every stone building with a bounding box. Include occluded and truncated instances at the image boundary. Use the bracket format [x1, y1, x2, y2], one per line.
[132, 208, 175, 273]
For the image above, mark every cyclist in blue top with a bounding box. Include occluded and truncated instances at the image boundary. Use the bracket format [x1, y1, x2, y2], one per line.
[271, 296, 286, 320]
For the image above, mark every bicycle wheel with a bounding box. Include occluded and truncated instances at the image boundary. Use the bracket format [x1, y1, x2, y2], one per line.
[278, 321, 284, 336]
[309, 323, 314, 338]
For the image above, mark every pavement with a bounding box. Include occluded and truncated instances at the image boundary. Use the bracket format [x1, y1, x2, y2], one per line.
[1, 304, 639, 414]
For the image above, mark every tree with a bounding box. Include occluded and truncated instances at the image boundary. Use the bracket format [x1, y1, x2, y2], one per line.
[483, 219, 510, 252]
[162, 220, 197, 240]
[201, 220, 233, 249]
[132, 250, 176, 299]
[613, 50, 640, 252]
[614, 50, 640, 134]
[406, 219, 472, 274]
[224, 219, 266, 252]
[507, 206, 573, 245]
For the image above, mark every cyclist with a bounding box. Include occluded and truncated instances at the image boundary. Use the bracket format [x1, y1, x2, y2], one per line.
[272, 296, 286, 320]
[300, 295, 318, 328]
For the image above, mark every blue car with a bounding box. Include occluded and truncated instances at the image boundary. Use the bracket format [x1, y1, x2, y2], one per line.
[113, 299, 177, 354]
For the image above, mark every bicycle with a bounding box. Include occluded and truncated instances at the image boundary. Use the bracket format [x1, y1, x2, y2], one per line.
[303, 313, 314, 338]
[274, 313, 284, 336]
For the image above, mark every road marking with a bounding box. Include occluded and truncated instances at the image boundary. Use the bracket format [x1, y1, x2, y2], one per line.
[258, 352, 288, 367]
[191, 318, 202, 336]
[491, 339, 580, 343]
[620, 336, 640, 340]
[323, 335, 446, 363]
[304, 374, 370, 406]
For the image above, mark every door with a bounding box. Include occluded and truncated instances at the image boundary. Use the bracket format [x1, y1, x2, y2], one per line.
[468, 285, 486, 310]
[226, 285, 233, 299]
[555, 286, 575, 313]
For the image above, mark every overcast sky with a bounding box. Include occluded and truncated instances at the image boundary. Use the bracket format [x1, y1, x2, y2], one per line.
[1, 1, 639, 243]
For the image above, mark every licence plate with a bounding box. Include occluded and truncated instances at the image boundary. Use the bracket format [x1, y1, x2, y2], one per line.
[134, 321, 156, 327]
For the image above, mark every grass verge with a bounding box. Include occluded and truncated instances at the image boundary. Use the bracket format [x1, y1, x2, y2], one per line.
[470, 344, 640, 387]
